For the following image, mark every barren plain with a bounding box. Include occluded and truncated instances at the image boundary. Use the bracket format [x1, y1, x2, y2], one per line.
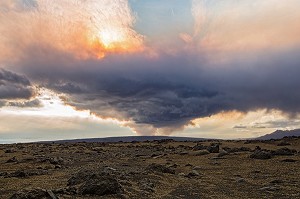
[0, 137, 299, 199]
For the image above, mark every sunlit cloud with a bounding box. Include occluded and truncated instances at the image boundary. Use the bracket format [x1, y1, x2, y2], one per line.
[0, 87, 134, 143]
[190, 0, 300, 51]
[1, 0, 300, 141]
[0, 0, 144, 62]
[176, 109, 300, 139]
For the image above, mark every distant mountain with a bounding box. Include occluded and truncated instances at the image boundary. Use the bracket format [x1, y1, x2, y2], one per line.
[40, 136, 212, 144]
[257, 129, 300, 140]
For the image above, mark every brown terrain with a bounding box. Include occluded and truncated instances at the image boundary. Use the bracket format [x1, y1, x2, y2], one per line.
[0, 137, 300, 199]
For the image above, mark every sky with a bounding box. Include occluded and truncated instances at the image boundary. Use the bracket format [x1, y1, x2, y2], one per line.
[1, 0, 300, 143]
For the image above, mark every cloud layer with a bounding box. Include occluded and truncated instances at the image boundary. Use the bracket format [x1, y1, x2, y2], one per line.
[16, 47, 300, 134]
[0, 68, 34, 100]
[1, 0, 300, 135]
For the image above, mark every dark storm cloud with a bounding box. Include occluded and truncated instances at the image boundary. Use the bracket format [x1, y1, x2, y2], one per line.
[49, 82, 85, 94]
[7, 99, 42, 108]
[216, 50, 300, 115]
[12, 46, 300, 133]
[68, 78, 223, 127]
[16, 51, 225, 128]
[0, 68, 35, 100]
[0, 68, 31, 85]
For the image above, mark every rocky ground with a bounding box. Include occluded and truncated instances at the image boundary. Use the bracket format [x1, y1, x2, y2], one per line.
[0, 137, 300, 199]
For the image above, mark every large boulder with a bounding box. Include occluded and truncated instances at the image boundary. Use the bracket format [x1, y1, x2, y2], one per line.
[68, 169, 95, 186]
[272, 148, 297, 156]
[207, 144, 219, 153]
[147, 163, 175, 174]
[79, 176, 123, 196]
[192, 144, 207, 151]
[68, 167, 118, 186]
[250, 150, 272, 160]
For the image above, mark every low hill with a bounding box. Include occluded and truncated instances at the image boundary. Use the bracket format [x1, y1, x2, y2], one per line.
[257, 129, 300, 140]
[40, 136, 212, 143]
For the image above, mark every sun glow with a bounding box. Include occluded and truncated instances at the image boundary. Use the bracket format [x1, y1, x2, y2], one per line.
[86, 29, 144, 59]
[0, 0, 145, 61]
[98, 29, 124, 48]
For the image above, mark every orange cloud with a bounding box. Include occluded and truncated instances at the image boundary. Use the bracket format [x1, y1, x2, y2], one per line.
[0, 0, 144, 62]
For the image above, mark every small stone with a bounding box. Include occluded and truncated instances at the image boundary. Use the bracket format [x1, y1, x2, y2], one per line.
[281, 159, 297, 162]
[252, 170, 261, 173]
[260, 186, 279, 191]
[9, 169, 48, 178]
[6, 156, 18, 163]
[147, 163, 175, 174]
[140, 181, 155, 192]
[155, 154, 166, 159]
[168, 163, 178, 168]
[53, 186, 77, 195]
[236, 177, 246, 183]
[5, 149, 15, 153]
[104, 167, 117, 172]
[270, 179, 284, 184]
[49, 157, 64, 165]
[10, 188, 58, 199]
[255, 146, 261, 151]
[193, 166, 202, 170]
[46, 190, 58, 199]
[218, 149, 229, 157]
[10, 170, 28, 178]
[191, 150, 210, 156]
[277, 141, 291, 146]
[0, 172, 8, 177]
[185, 170, 200, 177]
[180, 151, 189, 155]
[44, 165, 53, 170]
